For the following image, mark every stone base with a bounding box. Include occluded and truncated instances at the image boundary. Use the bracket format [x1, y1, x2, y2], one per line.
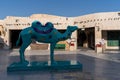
[96, 47, 102, 53]
[7, 61, 83, 72]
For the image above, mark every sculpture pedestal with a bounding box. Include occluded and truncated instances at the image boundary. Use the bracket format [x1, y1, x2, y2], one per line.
[7, 61, 83, 72]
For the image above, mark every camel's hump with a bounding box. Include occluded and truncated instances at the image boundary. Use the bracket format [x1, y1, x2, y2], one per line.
[31, 21, 54, 34]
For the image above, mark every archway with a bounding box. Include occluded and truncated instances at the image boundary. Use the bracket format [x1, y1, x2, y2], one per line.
[77, 29, 87, 47]
[10, 30, 21, 48]
[77, 27, 95, 49]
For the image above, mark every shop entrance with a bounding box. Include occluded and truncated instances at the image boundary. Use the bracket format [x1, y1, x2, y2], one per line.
[106, 30, 120, 50]
[10, 30, 21, 48]
[77, 27, 95, 49]
[77, 29, 87, 47]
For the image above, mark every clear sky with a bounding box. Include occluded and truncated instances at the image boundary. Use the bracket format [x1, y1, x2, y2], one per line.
[0, 0, 120, 19]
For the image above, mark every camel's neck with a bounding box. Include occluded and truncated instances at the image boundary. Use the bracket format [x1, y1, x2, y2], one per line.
[59, 29, 71, 41]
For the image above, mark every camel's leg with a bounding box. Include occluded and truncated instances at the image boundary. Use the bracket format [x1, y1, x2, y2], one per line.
[19, 36, 32, 64]
[50, 43, 56, 65]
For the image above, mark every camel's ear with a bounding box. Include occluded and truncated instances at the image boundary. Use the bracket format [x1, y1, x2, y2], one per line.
[67, 26, 71, 29]
[67, 26, 72, 32]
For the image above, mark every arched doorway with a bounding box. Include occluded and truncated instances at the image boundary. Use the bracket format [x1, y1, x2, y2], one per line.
[10, 30, 22, 48]
[77, 29, 87, 47]
[77, 27, 95, 49]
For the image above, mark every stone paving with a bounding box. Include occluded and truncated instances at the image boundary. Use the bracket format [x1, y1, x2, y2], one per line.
[0, 49, 120, 80]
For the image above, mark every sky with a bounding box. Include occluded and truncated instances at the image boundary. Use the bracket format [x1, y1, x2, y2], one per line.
[0, 0, 120, 19]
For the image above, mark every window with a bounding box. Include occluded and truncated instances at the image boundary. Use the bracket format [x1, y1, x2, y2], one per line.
[66, 18, 68, 20]
[97, 19, 99, 21]
[104, 19, 106, 21]
[0, 31, 1, 35]
[114, 18, 116, 20]
[118, 13, 120, 16]
[80, 21, 83, 24]
[74, 22, 78, 24]
[108, 18, 111, 20]
[16, 19, 19, 22]
[27, 23, 30, 25]
[107, 31, 120, 46]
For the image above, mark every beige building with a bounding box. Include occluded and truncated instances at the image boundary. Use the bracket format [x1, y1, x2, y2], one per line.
[0, 12, 120, 53]
[74, 12, 120, 52]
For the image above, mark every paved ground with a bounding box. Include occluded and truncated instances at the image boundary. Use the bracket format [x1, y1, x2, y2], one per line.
[0, 49, 120, 80]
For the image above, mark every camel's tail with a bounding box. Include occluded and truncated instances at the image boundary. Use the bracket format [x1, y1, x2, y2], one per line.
[16, 34, 22, 46]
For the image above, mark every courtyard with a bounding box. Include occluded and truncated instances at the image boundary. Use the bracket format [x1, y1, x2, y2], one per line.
[0, 49, 120, 80]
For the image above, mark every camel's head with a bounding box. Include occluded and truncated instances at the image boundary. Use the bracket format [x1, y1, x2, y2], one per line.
[66, 26, 78, 39]
[31, 20, 42, 28]
[67, 26, 78, 32]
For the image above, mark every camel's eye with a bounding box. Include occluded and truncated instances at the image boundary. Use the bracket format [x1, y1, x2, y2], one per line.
[68, 33, 70, 36]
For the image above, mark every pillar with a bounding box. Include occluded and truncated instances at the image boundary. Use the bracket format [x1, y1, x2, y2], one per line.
[70, 30, 77, 51]
[95, 26, 102, 53]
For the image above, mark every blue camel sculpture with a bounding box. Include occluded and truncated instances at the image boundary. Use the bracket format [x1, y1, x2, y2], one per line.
[16, 20, 78, 65]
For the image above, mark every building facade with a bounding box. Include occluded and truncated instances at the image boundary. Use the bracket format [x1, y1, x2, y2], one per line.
[0, 12, 120, 52]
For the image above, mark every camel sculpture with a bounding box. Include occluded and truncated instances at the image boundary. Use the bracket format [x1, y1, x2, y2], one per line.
[16, 20, 78, 65]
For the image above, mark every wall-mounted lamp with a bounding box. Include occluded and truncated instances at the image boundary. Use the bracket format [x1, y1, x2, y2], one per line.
[81, 25, 85, 31]
[96, 26, 100, 31]
[81, 28, 85, 31]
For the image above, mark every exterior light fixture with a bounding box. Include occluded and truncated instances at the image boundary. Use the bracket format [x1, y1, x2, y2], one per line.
[81, 25, 85, 31]
[96, 26, 100, 31]
[81, 28, 85, 31]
